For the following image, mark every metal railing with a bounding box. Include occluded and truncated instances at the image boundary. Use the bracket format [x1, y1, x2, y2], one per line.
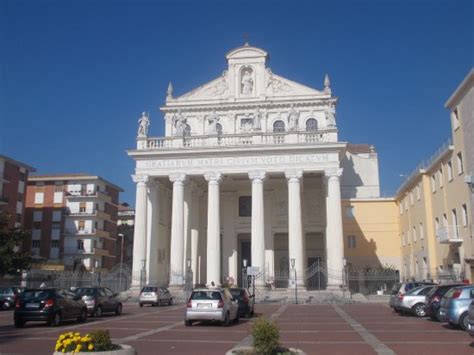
[436, 225, 464, 243]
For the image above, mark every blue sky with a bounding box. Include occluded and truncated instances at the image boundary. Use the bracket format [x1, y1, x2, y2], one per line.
[1, 0, 472, 204]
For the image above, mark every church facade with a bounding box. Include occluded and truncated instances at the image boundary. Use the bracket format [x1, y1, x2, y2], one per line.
[127, 44, 391, 292]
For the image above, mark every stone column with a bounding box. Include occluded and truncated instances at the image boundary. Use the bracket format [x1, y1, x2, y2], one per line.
[222, 192, 237, 285]
[204, 172, 222, 286]
[169, 173, 186, 286]
[325, 168, 344, 290]
[183, 181, 192, 273]
[249, 171, 266, 285]
[190, 185, 201, 285]
[131, 174, 148, 288]
[285, 170, 305, 288]
[146, 180, 160, 285]
[264, 191, 274, 284]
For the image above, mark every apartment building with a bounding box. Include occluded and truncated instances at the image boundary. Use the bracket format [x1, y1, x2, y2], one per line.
[117, 202, 135, 269]
[24, 174, 123, 271]
[0, 155, 35, 228]
[396, 69, 473, 282]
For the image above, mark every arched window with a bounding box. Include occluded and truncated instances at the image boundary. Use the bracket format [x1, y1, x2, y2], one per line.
[305, 118, 318, 132]
[273, 120, 285, 133]
[216, 123, 223, 135]
[184, 124, 191, 137]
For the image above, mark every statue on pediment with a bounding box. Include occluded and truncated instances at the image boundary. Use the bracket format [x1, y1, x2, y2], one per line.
[287, 104, 299, 131]
[173, 109, 187, 136]
[325, 105, 336, 127]
[207, 109, 220, 134]
[253, 108, 263, 130]
[137, 112, 150, 137]
[241, 67, 254, 95]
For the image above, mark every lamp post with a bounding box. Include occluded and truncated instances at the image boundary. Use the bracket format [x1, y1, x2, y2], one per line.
[242, 259, 248, 289]
[290, 258, 297, 304]
[118, 233, 124, 291]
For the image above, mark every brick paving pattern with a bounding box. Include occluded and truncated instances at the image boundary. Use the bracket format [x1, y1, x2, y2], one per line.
[0, 303, 472, 354]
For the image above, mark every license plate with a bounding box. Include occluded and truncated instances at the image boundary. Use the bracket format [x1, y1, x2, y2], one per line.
[25, 303, 40, 309]
[197, 303, 210, 308]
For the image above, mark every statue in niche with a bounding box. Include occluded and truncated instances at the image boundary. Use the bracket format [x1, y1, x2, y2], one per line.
[241, 67, 254, 95]
[137, 112, 150, 137]
[207, 109, 219, 134]
[173, 109, 187, 136]
[325, 105, 336, 127]
[287, 104, 300, 131]
[253, 108, 262, 130]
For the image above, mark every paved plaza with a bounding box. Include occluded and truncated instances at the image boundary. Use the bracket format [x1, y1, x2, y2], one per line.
[0, 303, 472, 355]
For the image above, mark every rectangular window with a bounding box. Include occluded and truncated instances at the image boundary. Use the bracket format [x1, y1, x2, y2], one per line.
[416, 184, 421, 201]
[33, 221, 41, 229]
[399, 203, 403, 215]
[452, 108, 460, 130]
[404, 198, 408, 211]
[409, 192, 414, 205]
[438, 169, 443, 188]
[77, 240, 84, 250]
[79, 202, 86, 213]
[238, 196, 252, 217]
[462, 204, 468, 226]
[443, 214, 447, 227]
[412, 226, 417, 242]
[52, 221, 61, 230]
[346, 206, 354, 218]
[457, 152, 464, 174]
[52, 210, 62, 222]
[33, 210, 43, 222]
[431, 175, 436, 193]
[419, 222, 424, 240]
[452, 209, 458, 238]
[347, 235, 356, 248]
[51, 240, 60, 248]
[78, 220, 85, 231]
[447, 161, 453, 181]
[32, 240, 40, 249]
[34, 192, 44, 204]
[435, 217, 439, 231]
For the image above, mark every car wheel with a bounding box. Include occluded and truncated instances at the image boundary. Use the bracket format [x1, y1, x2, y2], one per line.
[185, 320, 192, 327]
[168, 298, 173, 306]
[115, 303, 122, 316]
[77, 309, 87, 323]
[157, 300, 161, 307]
[436, 309, 442, 322]
[223, 312, 230, 327]
[139, 303, 143, 308]
[94, 306, 103, 318]
[50, 312, 61, 327]
[14, 319, 25, 328]
[412, 303, 426, 317]
[459, 313, 469, 331]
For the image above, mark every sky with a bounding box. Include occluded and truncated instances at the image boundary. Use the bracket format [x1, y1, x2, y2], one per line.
[1, 0, 472, 205]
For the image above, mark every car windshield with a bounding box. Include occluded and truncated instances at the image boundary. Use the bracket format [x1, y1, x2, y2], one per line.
[406, 286, 426, 295]
[141, 287, 157, 292]
[391, 283, 401, 295]
[229, 289, 245, 300]
[0, 287, 13, 294]
[191, 291, 222, 301]
[75, 288, 96, 296]
[22, 290, 54, 301]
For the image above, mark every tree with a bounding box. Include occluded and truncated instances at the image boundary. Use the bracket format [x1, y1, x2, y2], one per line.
[0, 212, 32, 276]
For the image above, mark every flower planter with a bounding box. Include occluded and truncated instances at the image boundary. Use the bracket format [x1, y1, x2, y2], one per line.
[53, 344, 135, 355]
[226, 346, 306, 355]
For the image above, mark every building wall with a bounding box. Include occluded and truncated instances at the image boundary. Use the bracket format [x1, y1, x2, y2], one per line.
[342, 198, 401, 271]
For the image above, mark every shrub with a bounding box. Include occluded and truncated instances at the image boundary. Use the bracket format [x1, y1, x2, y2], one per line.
[252, 317, 280, 355]
[54, 329, 120, 353]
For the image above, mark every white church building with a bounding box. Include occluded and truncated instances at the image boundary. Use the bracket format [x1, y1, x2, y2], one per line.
[127, 44, 381, 292]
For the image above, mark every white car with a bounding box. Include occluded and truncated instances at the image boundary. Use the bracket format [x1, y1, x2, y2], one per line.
[139, 286, 173, 307]
[185, 288, 239, 326]
[397, 285, 435, 317]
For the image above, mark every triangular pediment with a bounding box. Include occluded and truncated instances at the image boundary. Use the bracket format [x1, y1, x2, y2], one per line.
[266, 72, 324, 97]
[173, 73, 229, 102]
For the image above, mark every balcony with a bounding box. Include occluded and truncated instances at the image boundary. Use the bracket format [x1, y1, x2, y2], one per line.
[0, 195, 8, 205]
[64, 228, 111, 239]
[63, 247, 109, 257]
[65, 190, 112, 203]
[65, 209, 111, 221]
[436, 225, 464, 244]
[142, 130, 337, 150]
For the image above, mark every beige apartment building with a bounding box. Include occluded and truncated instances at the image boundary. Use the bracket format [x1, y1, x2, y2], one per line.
[397, 69, 473, 282]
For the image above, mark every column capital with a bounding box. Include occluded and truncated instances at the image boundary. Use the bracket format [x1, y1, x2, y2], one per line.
[169, 173, 187, 184]
[324, 168, 343, 180]
[204, 172, 222, 184]
[132, 174, 149, 185]
[284, 170, 303, 182]
[248, 171, 267, 182]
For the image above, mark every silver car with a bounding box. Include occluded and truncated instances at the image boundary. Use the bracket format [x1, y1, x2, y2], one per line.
[397, 285, 435, 317]
[185, 288, 239, 326]
[139, 286, 173, 307]
[439, 285, 474, 330]
[467, 300, 474, 336]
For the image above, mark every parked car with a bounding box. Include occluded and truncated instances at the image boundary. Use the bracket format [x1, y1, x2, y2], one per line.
[438, 285, 474, 330]
[396, 285, 435, 317]
[0, 286, 24, 310]
[14, 288, 87, 327]
[75, 287, 122, 317]
[425, 283, 465, 321]
[467, 300, 474, 336]
[185, 288, 239, 326]
[229, 287, 254, 318]
[389, 281, 436, 311]
[139, 286, 173, 307]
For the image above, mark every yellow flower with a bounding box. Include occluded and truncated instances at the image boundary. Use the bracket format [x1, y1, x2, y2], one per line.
[88, 344, 94, 351]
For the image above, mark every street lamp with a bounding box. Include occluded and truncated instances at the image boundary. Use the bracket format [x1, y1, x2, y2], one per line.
[242, 259, 248, 289]
[290, 258, 297, 304]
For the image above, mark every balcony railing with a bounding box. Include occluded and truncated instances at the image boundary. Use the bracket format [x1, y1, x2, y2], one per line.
[143, 130, 336, 150]
[436, 225, 464, 244]
[64, 247, 109, 256]
[64, 228, 111, 239]
[65, 209, 111, 220]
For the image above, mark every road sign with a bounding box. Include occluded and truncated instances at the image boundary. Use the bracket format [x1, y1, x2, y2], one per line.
[246, 266, 260, 276]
